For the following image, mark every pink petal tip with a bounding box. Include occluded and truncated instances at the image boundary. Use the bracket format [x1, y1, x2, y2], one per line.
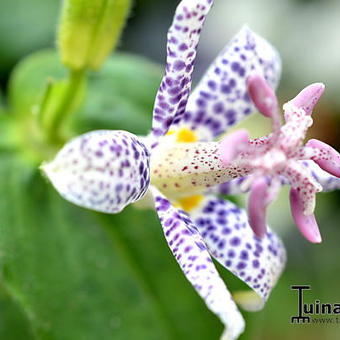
[307, 139, 340, 178]
[219, 129, 249, 166]
[290, 83, 325, 115]
[247, 74, 278, 118]
[290, 188, 322, 243]
[247, 177, 269, 238]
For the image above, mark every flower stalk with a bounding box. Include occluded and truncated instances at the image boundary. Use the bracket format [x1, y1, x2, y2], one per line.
[40, 69, 86, 144]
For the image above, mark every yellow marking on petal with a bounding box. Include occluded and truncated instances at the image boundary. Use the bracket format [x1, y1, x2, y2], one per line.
[172, 201, 181, 208]
[177, 195, 204, 212]
[232, 291, 264, 312]
[176, 128, 198, 143]
[166, 130, 175, 136]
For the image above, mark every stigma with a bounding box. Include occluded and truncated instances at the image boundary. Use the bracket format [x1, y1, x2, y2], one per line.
[218, 74, 340, 243]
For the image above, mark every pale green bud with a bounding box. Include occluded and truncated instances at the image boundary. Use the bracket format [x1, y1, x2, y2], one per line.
[58, 0, 131, 70]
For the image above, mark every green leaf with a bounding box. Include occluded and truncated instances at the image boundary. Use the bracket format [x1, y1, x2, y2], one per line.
[0, 284, 34, 339]
[8, 50, 68, 118]
[0, 155, 222, 340]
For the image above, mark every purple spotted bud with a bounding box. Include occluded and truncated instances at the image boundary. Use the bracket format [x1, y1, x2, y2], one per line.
[42, 130, 150, 213]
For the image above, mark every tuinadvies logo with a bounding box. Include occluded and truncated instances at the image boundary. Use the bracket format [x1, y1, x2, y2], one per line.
[291, 285, 340, 324]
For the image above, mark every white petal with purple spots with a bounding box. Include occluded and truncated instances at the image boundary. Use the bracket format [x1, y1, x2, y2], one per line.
[190, 195, 286, 308]
[207, 177, 249, 196]
[152, 188, 245, 340]
[43, 130, 150, 213]
[151, 0, 214, 143]
[177, 26, 281, 140]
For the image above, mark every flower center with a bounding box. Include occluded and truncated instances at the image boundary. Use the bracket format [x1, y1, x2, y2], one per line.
[252, 148, 287, 173]
[150, 127, 248, 199]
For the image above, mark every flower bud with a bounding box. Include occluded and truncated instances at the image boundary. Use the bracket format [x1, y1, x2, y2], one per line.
[58, 0, 131, 70]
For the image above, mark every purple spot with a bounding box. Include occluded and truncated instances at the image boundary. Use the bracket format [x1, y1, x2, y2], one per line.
[174, 60, 186, 71]
[196, 98, 206, 108]
[217, 240, 225, 249]
[207, 80, 217, 90]
[222, 227, 231, 235]
[213, 102, 224, 114]
[240, 250, 249, 260]
[237, 262, 247, 270]
[227, 250, 235, 258]
[179, 43, 188, 51]
[252, 259, 260, 268]
[221, 84, 231, 94]
[231, 62, 240, 72]
[230, 237, 241, 246]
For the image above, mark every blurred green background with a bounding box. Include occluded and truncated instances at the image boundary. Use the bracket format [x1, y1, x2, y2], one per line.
[0, 0, 339, 339]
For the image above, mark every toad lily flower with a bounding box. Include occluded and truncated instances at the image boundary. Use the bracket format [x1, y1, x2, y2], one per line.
[42, 0, 339, 339]
[219, 75, 340, 243]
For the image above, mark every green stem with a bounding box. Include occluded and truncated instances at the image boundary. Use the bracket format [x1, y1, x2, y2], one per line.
[37, 78, 54, 126]
[45, 69, 85, 145]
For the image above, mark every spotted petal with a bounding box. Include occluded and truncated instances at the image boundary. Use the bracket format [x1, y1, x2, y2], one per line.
[178, 26, 281, 140]
[301, 160, 340, 192]
[190, 195, 286, 308]
[290, 188, 322, 244]
[307, 139, 340, 178]
[152, 188, 245, 340]
[150, 0, 214, 143]
[42, 130, 150, 213]
[211, 161, 340, 196]
[206, 177, 249, 196]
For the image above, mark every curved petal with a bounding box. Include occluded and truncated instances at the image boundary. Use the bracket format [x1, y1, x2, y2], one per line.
[300, 160, 340, 192]
[150, 0, 214, 144]
[177, 26, 281, 140]
[189, 195, 286, 309]
[152, 188, 245, 340]
[283, 161, 322, 216]
[247, 74, 278, 119]
[42, 130, 150, 213]
[290, 188, 322, 243]
[248, 177, 282, 238]
[306, 139, 340, 178]
[218, 129, 249, 166]
[247, 177, 270, 238]
[289, 83, 325, 116]
[247, 74, 281, 132]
